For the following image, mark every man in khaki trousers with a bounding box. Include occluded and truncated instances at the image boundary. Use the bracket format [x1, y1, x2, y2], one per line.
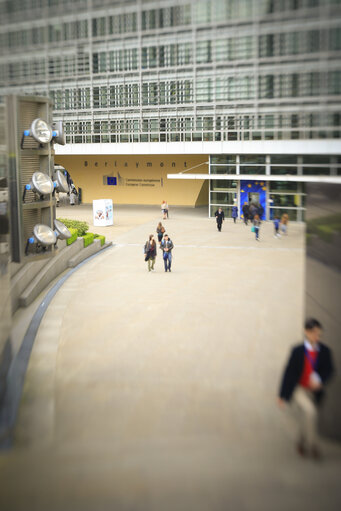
[278, 318, 334, 460]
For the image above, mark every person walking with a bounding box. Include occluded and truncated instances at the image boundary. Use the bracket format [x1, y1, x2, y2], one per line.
[144, 234, 157, 272]
[258, 203, 264, 219]
[156, 222, 165, 246]
[242, 202, 250, 225]
[160, 233, 174, 272]
[273, 216, 280, 238]
[280, 213, 289, 235]
[161, 200, 168, 220]
[252, 214, 261, 241]
[249, 202, 257, 221]
[278, 318, 334, 460]
[69, 185, 77, 206]
[215, 207, 225, 232]
[231, 205, 238, 223]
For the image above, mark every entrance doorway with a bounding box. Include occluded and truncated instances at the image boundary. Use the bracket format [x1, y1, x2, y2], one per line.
[240, 180, 267, 220]
[248, 192, 260, 205]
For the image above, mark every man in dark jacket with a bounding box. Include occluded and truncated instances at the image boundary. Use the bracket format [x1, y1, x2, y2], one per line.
[214, 207, 225, 232]
[278, 318, 334, 459]
[161, 234, 174, 272]
[257, 203, 264, 219]
[242, 202, 249, 225]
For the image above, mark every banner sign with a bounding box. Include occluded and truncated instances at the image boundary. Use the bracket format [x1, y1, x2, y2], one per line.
[93, 199, 113, 226]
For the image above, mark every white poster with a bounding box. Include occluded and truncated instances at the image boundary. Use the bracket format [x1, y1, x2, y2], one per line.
[93, 199, 113, 226]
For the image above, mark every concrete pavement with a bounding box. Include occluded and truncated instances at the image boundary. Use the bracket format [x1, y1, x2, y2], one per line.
[1, 205, 340, 511]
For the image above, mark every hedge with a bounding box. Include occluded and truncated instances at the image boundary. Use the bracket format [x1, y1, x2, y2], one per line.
[57, 218, 89, 236]
[66, 228, 78, 246]
[93, 233, 106, 246]
[82, 232, 94, 248]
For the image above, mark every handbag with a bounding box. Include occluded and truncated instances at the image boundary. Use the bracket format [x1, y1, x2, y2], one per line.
[251, 225, 255, 232]
[145, 253, 150, 261]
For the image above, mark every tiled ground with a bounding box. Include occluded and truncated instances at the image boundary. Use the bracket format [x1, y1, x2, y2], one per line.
[1, 206, 340, 511]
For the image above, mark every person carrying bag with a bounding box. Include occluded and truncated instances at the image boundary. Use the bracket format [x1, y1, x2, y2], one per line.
[160, 233, 174, 272]
[144, 234, 157, 271]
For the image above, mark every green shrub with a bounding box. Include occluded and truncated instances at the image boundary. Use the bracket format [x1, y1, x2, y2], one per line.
[66, 228, 78, 246]
[82, 232, 94, 248]
[57, 218, 89, 236]
[93, 233, 106, 246]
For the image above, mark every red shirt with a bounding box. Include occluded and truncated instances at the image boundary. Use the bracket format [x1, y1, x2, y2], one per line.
[299, 349, 318, 388]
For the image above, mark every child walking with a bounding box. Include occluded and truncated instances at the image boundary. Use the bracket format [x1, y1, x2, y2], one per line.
[273, 216, 280, 238]
[253, 214, 261, 241]
[280, 213, 289, 235]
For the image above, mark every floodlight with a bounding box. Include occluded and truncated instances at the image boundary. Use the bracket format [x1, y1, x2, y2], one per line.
[25, 224, 57, 254]
[51, 121, 66, 145]
[54, 219, 71, 240]
[53, 169, 69, 193]
[30, 118, 53, 144]
[21, 118, 65, 149]
[33, 224, 56, 245]
[23, 171, 54, 201]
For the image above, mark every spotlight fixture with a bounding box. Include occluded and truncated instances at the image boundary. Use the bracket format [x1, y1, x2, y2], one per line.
[23, 171, 54, 201]
[53, 169, 69, 193]
[51, 121, 66, 145]
[21, 118, 65, 148]
[54, 219, 71, 241]
[25, 224, 57, 255]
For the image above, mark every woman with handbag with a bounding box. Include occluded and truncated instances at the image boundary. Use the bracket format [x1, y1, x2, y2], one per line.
[144, 234, 157, 271]
[252, 214, 261, 241]
[156, 222, 165, 246]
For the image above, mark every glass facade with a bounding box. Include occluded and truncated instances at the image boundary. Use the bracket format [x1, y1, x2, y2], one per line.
[0, 0, 340, 143]
[207, 154, 341, 221]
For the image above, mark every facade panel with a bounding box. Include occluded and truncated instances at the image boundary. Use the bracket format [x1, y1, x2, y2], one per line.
[0, 0, 340, 210]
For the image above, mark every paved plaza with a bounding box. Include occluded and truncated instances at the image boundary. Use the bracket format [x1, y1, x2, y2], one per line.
[1, 205, 340, 511]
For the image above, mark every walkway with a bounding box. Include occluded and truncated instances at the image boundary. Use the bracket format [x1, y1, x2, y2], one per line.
[1, 206, 340, 511]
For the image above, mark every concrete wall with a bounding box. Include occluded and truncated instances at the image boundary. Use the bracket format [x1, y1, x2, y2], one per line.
[0, 254, 11, 409]
[305, 183, 341, 442]
[54, 154, 209, 207]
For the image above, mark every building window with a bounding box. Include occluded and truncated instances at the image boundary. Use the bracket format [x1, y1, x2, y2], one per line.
[196, 78, 212, 102]
[270, 181, 299, 192]
[259, 75, 274, 99]
[196, 40, 212, 63]
[92, 17, 106, 37]
[210, 166, 237, 174]
[271, 167, 298, 175]
[328, 71, 341, 95]
[194, 1, 211, 23]
[329, 27, 341, 51]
